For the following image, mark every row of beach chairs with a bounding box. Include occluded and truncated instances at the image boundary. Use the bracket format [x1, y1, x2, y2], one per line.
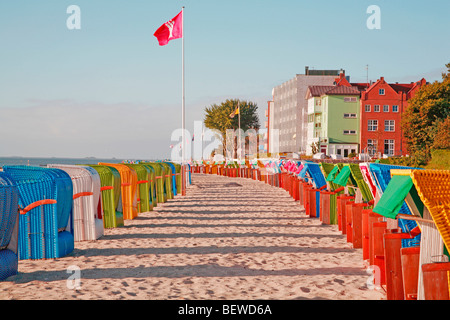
[191, 159, 450, 300]
[0, 162, 190, 280]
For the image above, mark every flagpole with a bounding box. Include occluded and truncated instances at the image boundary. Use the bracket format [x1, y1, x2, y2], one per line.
[238, 100, 241, 162]
[181, 6, 186, 196]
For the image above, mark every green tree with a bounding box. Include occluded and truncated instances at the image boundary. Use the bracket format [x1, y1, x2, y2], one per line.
[204, 99, 260, 155]
[402, 63, 450, 165]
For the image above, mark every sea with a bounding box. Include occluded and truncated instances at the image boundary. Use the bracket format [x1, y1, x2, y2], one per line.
[0, 157, 160, 169]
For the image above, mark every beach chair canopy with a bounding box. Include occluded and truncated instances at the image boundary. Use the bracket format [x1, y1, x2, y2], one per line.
[298, 162, 327, 189]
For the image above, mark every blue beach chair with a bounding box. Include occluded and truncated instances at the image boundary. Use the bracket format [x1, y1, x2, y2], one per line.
[369, 163, 422, 247]
[3, 166, 74, 260]
[0, 172, 20, 280]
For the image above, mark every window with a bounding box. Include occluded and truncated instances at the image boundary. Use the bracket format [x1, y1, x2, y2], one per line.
[379, 88, 385, 95]
[383, 105, 389, 112]
[385, 120, 395, 132]
[344, 113, 357, 118]
[344, 97, 357, 103]
[392, 105, 399, 112]
[365, 105, 371, 112]
[343, 130, 356, 135]
[367, 139, 378, 156]
[384, 139, 394, 156]
[368, 120, 378, 131]
[374, 105, 380, 112]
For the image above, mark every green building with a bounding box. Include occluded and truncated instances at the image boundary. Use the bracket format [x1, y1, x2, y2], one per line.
[305, 81, 361, 157]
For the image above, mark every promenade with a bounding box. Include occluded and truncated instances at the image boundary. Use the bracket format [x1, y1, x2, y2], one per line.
[0, 173, 385, 300]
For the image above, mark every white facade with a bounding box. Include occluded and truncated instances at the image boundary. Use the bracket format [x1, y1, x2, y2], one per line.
[270, 68, 341, 154]
[306, 96, 323, 155]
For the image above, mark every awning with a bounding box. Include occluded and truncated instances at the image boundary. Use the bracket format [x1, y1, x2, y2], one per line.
[373, 175, 414, 219]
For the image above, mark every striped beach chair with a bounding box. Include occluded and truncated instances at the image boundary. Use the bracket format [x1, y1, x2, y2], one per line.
[2, 166, 74, 260]
[373, 169, 449, 299]
[163, 162, 178, 196]
[140, 164, 157, 209]
[159, 163, 174, 200]
[125, 164, 152, 213]
[87, 165, 123, 229]
[98, 163, 138, 220]
[370, 163, 422, 247]
[47, 164, 104, 241]
[0, 172, 20, 280]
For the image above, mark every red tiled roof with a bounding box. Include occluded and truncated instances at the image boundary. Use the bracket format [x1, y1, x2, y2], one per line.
[325, 85, 360, 95]
[307, 86, 336, 97]
[390, 83, 415, 93]
[351, 83, 370, 91]
[307, 85, 361, 98]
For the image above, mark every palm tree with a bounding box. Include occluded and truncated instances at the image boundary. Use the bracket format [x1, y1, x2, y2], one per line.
[204, 99, 260, 158]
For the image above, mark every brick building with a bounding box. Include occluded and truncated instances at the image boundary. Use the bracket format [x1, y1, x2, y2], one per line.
[359, 77, 426, 157]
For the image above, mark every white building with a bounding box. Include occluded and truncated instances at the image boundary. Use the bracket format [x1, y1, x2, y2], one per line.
[268, 67, 343, 154]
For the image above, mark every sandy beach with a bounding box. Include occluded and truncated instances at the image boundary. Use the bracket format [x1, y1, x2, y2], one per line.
[0, 173, 385, 300]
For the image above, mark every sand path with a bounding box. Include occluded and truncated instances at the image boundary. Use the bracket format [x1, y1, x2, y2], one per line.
[0, 173, 385, 300]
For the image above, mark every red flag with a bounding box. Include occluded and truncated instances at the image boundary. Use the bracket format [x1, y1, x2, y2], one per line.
[154, 11, 183, 46]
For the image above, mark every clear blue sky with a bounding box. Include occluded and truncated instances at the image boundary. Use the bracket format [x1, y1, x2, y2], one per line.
[0, 0, 448, 159]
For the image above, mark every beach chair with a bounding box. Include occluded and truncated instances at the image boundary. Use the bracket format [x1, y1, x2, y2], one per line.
[143, 163, 167, 204]
[159, 163, 174, 200]
[373, 169, 449, 300]
[0, 172, 19, 280]
[163, 162, 178, 196]
[98, 163, 138, 220]
[369, 163, 422, 248]
[299, 162, 327, 219]
[140, 164, 157, 209]
[125, 164, 152, 213]
[48, 164, 104, 241]
[320, 163, 346, 225]
[87, 165, 123, 228]
[359, 162, 378, 199]
[3, 166, 74, 260]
